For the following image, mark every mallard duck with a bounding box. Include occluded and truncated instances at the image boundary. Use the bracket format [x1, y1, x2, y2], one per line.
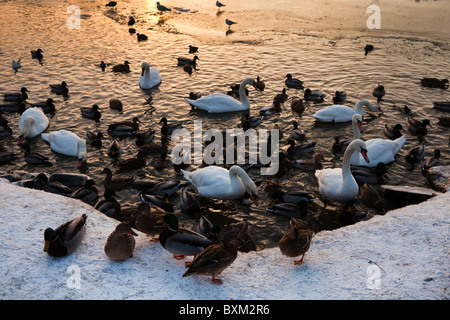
[4, 87, 28, 102]
[154, 152, 171, 170]
[285, 74, 303, 89]
[156, 1, 171, 11]
[254, 76, 265, 91]
[189, 92, 202, 100]
[360, 183, 383, 211]
[384, 123, 404, 140]
[364, 44, 374, 56]
[107, 139, 122, 158]
[134, 202, 167, 241]
[278, 218, 313, 265]
[422, 149, 441, 173]
[31, 49, 44, 60]
[22, 143, 52, 166]
[30, 98, 55, 114]
[180, 187, 200, 217]
[101, 167, 135, 191]
[104, 222, 138, 261]
[433, 102, 450, 112]
[0, 124, 12, 138]
[235, 223, 256, 252]
[277, 190, 315, 205]
[159, 213, 213, 260]
[177, 55, 199, 67]
[241, 113, 263, 130]
[44, 214, 87, 257]
[109, 99, 123, 111]
[0, 151, 16, 165]
[112, 61, 130, 73]
[99, 61, 106, 71]
[0, 97, 26, 113]
[195, 215, 221, 241]
[42, 180, 72, 196]
[405, 145, 425, 163]
[50, 82, 69, 95]
[140, 192, 174, 212]
[372, 83, 385, 101]
[117, 151, 146, 171]
[108, 117, 141, 137]
[182, 235, 238, 284]
[160, 117, 184, 135]
[128, 16, 136, 26]
[407, 117, 431, 135]
[259, 100, 282, 116]
[304, 88, 325, 102]
[106, 1, 117, 7]
[420, 78, 448, 89]
[70, 179, 98, 205]
[293, 154, 325, 171]
[438, 116, 450, 127]
[94, 190, 122, 220]
[267, 201, 308, 219]
[351, 162, 387, 185]
[80, 104, 101, 120]
[144, 180, 179, 197]
[332, 91, 347, 104]
[291, 98, 305, 113]
[273, 88, 288, 104]
[189, 45, 198, 53]
[136, 33, 148, 41]
[86, 131, 103, 148]
[139, 137, 168, 156]
[290, 121, 305, 140]
[287, 139, 316, 159]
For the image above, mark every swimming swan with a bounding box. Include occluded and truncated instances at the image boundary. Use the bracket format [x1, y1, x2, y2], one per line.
[310, 99, 382, 122]
[185, 78, 256, 113]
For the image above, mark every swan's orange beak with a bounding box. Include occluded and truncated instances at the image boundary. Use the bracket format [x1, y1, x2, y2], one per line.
[18, 136, 24, 145]
[357, 121, 363, 133]
[361, 149, 370, 163]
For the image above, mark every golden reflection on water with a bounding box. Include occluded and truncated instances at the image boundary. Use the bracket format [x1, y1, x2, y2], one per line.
[0, 0, 449, 249]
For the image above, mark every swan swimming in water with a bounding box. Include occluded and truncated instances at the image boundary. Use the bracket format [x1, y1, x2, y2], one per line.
[310, 99, 382, 123]
[139, 62, 161, 89]
[18, 107, 49, 144]
[41, 130, 87, 168]
[185, 78, 256, 113]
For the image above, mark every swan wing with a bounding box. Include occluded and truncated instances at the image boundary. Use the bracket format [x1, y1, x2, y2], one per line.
[185, 93, 247, 113]
[351, 135, 406, 167]
[42, 130, 81, 157]
[19, 108, 49, 137]
[310, 105, 356, 122]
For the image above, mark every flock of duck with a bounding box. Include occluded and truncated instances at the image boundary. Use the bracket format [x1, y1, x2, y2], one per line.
[1, 1, 449, 285]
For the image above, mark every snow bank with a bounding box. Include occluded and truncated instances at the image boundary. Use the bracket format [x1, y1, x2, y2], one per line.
[0, 180, 448, 300]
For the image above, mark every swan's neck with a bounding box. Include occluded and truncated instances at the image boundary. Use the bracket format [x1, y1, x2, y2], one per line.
[239, 82, 250, 107]
[352, 120, 361, 139]
[229, 166, 254, 194]
[354, 100, 374, 115]
[78, 139, 87, 160]
[342, 146, 357, 184]
[143, 67, 150, 79]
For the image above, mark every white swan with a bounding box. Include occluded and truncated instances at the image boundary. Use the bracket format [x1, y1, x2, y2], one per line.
[139, 62, 161, 89]
[181, 165, 258, 205]
[350, 125, 406, 167]
[185, 78, 255, 113]
[315, 139, 369, 202]
[310, 99, 381, 122]
[41, 130, 87, 166]
[18, 107, 49, 143]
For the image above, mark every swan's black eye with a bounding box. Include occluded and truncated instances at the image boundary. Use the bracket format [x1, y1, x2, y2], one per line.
[360, 147, 368, 155]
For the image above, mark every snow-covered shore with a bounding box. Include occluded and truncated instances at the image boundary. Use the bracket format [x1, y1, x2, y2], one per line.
[0, 180, 448, 300]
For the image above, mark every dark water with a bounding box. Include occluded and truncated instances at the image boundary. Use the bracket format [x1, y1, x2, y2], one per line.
[0, 0, 449, 249]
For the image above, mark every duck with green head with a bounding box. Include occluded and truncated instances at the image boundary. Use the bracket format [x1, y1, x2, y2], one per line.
[44, 214, 87, 257]
[159, 213, 213, 261]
